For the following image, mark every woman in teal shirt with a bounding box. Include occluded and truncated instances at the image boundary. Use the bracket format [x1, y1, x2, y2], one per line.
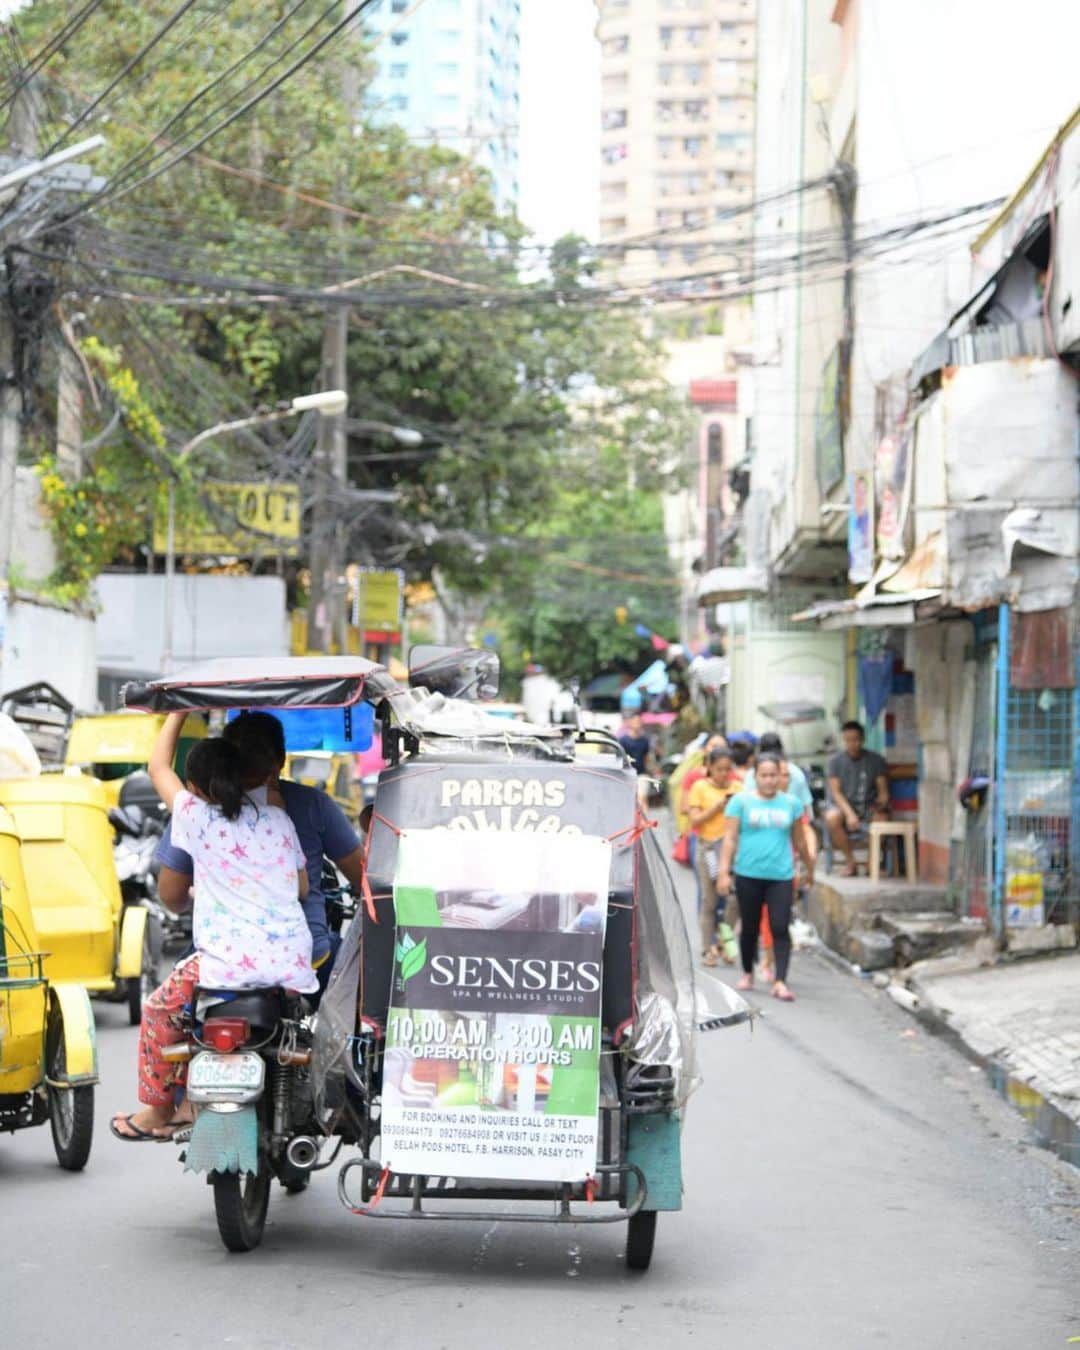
[717, 754, 816, 1002]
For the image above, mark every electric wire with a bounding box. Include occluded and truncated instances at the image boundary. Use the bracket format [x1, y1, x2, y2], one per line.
[54, 0, 381, 227]
[42, 0, 202, 155]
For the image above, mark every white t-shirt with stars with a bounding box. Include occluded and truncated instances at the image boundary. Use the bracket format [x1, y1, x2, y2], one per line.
[171, 786, 318, 993]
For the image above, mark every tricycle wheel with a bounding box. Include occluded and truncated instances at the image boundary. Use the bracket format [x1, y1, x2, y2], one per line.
[47, 1031, 94, 1172]
[212, 1169, 271, 1252]
[625, 1210, 657, 1271]
[127, 929, 157, 1026]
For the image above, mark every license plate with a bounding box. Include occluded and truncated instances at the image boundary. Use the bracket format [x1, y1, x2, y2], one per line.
[188, 1051, 265, 1099]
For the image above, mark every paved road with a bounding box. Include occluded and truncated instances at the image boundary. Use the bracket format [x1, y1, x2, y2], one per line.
[3, 852, 1079, 1349]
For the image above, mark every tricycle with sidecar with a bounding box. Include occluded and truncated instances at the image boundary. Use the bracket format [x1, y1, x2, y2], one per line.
[122, 651, 748, 1264]
[0, 801, 99, 1169]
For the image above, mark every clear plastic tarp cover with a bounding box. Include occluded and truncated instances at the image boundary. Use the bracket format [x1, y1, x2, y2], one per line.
[630, 827, 751, 1108]
[311, 822, 752, 1126]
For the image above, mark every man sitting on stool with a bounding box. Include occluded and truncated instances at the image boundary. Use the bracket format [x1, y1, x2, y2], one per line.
[824, 720, 890, 877]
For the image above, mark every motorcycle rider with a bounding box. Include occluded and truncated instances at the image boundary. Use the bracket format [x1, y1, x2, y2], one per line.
[155, 711, 366, 992]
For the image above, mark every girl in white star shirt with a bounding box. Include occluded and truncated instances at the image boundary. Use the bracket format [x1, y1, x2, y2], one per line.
[111, 712, 316, 1143]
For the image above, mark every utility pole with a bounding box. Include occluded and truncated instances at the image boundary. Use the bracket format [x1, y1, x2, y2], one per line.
[0, 76, 42, 687]
[307, 3, 359, 654]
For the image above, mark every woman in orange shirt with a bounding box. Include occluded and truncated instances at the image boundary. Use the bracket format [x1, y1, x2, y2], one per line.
[687, 747, 740, 965]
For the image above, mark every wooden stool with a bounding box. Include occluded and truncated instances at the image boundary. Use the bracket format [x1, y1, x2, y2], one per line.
[869, 821, 918, 883]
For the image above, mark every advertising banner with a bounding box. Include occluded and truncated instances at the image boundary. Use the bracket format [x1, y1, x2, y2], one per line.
[847, 468, 874, 584]
[381, 829, 612, 1183]
[875, 433, 912, 562]
[153, 481, 300, 557]
[348, 567, 403, 637]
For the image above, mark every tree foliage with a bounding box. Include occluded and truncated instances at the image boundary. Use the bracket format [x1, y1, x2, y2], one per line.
[11, 1, 690, 632]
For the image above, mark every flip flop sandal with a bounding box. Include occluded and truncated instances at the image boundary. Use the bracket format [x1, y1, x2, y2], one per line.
[109, 1113, 179, 1143]
[702, 949, 720, 968]
[772, 986, 796, 1002]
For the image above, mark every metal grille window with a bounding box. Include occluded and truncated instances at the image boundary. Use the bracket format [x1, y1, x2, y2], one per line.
[1003, 684, 1076, 924]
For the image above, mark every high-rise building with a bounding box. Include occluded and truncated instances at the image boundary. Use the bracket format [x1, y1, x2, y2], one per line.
[363, 0, 521, 210]
[596, 0, 756, 288]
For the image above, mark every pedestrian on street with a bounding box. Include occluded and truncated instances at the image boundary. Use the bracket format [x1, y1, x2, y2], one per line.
[617, 710, 653, 775]
[687, 746, 741, 966]
[717, 753, 815, 1002]
[824, 720, 890, 876]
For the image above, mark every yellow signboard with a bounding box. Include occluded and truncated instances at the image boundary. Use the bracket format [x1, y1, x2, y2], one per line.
[348, 567, 403, 635]
[153, 482, 301, 557]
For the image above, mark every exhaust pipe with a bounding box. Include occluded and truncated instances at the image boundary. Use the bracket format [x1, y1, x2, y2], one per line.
[285, 1136, 320, 1171]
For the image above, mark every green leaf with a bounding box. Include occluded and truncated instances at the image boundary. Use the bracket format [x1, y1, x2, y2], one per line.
[399, 938, 428, 984]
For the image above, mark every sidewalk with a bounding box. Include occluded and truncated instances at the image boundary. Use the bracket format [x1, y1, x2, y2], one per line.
[906, 954, 1080, 1125]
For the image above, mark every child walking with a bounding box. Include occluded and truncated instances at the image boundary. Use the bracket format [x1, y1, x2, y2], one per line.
[111, 712, 317, 1142]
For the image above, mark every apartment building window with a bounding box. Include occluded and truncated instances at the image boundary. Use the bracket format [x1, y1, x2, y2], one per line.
[601, 215, 628, 234]
[716, 60, 738, 81]
[682, 207, 705, 227]
[657, 247, 673, 267]
[685, 25, 706, 46]
[681, 245, 700, 265]
[716, 96, 736, 115]
[656, 209, 677, 228]
[716, 132, 738, 149]
[391, 0, 408, 10]
[683, 135, 703, 156]
[602, 108, 628, 130]
[684, 63, 703, 85]
[659, 25, 675, 49]
[391, 30, 408, 45]
[658, 63, 674, 85]
[438, 61, 460, 77]
[601, 142, 628, 164]
[603, 72, 629, 95]
[601, 181, 628, 204]
[390, 63, 408, 78]
[658, 136, 675, 159]
[683, 99, 707, 121]
[602, 34, 630, 56]
[389, 94, 408, 110]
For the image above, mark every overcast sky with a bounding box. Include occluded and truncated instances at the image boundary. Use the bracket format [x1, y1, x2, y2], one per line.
[518, 0, 599, 244]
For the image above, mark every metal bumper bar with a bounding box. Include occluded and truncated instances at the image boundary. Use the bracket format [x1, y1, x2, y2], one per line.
[337, 1157, 647, 1224]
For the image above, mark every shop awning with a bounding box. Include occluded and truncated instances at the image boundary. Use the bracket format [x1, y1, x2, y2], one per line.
[792, 589, 941, 630]
[696, 566, 768, 605]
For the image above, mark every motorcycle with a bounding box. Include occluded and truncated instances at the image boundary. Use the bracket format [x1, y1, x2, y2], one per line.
[167, 989, 325, 1251]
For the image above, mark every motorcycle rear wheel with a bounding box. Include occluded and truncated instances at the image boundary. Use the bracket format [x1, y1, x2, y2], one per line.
[212, 1169, 271, 1252]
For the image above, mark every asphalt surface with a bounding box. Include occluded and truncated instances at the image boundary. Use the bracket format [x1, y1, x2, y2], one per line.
[3, 835, 1079, 1349]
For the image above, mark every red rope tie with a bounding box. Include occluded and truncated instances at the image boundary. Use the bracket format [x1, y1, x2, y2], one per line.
[606, 812, 658, 848]
[358, 812, 405, 925]
[370, 1165, 391, 1209]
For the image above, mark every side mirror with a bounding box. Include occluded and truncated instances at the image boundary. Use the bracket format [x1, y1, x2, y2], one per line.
[408, 645, 500, 701]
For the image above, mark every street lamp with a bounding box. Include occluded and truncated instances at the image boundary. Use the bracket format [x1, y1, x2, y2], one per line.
[347, 419, 424, 447]
[160, 390, 347, 672]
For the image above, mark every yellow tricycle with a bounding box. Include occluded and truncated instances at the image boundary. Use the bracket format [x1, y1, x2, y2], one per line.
[0, 775, 153, 1025]
[0, 803, 98, 1169]
[64, 709, 206, 809]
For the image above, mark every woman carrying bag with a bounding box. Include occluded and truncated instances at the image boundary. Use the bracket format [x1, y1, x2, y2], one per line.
[716, 753, 815, 1002]
[687, 746, 741, 966]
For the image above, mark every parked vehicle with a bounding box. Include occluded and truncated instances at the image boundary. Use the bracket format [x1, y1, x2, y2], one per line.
[284, 750, 361, 825]
[0, 774, 154, 1025]
[123, 651, 748, 1261]
[0, 802, 99, 1169]
[65, 710, 206, 808]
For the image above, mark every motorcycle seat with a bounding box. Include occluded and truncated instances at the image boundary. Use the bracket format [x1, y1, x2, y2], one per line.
[198, 986, 286, 1031]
